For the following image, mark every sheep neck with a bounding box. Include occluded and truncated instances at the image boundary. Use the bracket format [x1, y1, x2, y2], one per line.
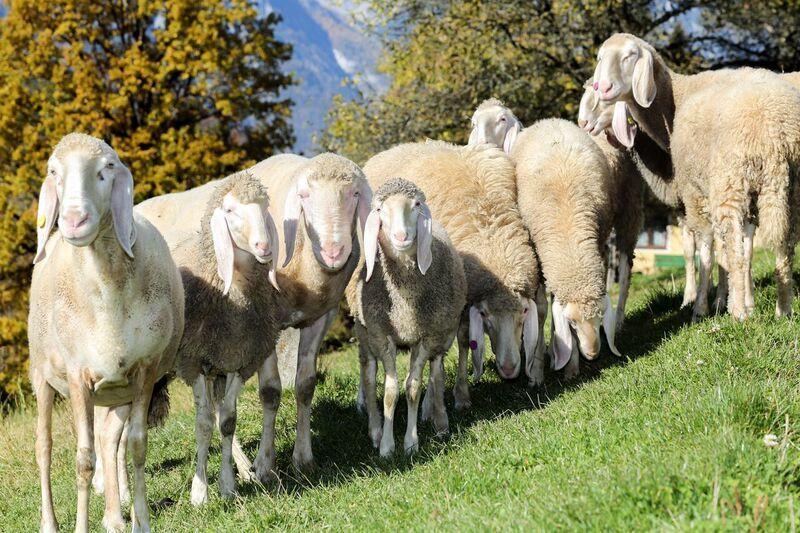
[626, 50, 678, 154]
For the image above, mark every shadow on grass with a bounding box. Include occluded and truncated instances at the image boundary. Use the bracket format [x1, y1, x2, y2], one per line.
[228, 285, 703, 498]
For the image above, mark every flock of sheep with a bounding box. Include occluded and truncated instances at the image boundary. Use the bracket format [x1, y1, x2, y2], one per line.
[27, 33, 798, 532]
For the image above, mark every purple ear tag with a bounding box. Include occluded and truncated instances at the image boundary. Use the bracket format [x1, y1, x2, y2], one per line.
[469, 340, 478, 350]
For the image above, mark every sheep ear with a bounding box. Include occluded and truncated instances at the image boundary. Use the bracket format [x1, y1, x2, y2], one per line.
[34, 173, 59, 264]
[265, 210, 281, 292]
[356, 181, 373, 243]
[468, 126, 479, 145]
[210, 208, 234, 295]
[632, 48, 656, 108]
[603, 293, 622, 356]
[282, 182, 302, 268]
[551, 299, 573, 371]
[416, 203, 433, 275]
[110, 163, 136, 259]
[612, 102, 637, 148]
[503, 120, 521, 154]
[522, 297, 539, 378]
[469, 306, 485, 381]
[363, 209, 381, 282]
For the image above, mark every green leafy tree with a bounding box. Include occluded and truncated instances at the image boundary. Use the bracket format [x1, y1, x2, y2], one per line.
[0, 0, 294, 402]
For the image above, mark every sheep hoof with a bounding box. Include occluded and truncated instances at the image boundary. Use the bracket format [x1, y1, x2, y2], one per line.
[403, 439, 419, 455]
[563, 366, 579, 381]
[454, 388, 471, 411]
[379, 439, 395, 458]
[190, 478, 208, 507]
[434, 419, 450, 437]
[370, 428, 382, 449]
[102, 514, 126, 533]
[40, 519, 59, 533]
[292, 456, 317, 474]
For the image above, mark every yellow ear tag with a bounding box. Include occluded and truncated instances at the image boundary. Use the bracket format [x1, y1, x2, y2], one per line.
[37, 214, 46, 228]
[627, 116, 635, 125]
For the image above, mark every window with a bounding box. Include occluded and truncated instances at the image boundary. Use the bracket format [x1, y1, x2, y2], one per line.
[636, 216, 668, 249]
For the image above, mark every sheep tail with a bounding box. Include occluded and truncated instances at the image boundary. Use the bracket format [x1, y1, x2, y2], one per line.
[147, 373, 173, 429]
[755, 160, 793, 249]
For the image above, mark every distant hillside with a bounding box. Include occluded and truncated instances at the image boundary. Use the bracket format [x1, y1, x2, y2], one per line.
[262, 0, 387, 154]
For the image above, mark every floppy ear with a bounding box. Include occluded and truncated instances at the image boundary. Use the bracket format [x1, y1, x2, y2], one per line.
[282, 181, 302, 268]
[210, 208, 235, 295]
[603, 293, 622, 356]
[612, 101, 638, 148]
[632, 48, 656, 108]
[356, 180, 372, 242]
[503, 120, 521, 154]
[265, 210, 281, 292]
[416, 203, 433, 275]
[110, 163, 136, 259]
[469, 306, 485, 381]
[522, 298, 539, 379]
[551, 298, 574, 371]
[363, 208, 381, 282]
[468, 125, 479, 146]
[34, 174, 59, 264]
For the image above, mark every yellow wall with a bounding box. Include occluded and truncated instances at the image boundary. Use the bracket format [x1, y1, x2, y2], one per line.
[633, 224, 685, 274]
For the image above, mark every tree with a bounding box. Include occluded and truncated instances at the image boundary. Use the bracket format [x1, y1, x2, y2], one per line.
[322, 0, 707, 163]
[0, 0, 294, 402]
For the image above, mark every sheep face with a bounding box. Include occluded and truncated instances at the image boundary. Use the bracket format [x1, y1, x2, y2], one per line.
[34, 134, 136, 263]
[564, 302, 602, 359]
[469, 102, 521, 154]
[377, 194, 426, 254]
[473, 296, 527, 380]
[552, 295, 620, 370]
[220, 192, 275, 265]
[284, 164, 371, 272]
[593, 34, 657, 108]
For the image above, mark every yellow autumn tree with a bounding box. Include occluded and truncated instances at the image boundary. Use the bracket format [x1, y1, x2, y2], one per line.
[0, 0, 294, 402]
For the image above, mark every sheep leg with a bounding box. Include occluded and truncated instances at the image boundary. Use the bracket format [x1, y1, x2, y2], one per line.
[218, 373, 244, 498]
[292, 311, 333, 471]
[713, 263, 729, 314]
[129, 368, 156, 533]
[721, 220, 748, 321]
[681, 222, 697, 308]
[356, 335, 381, 448]
[743, 222, 756, 314]
[92, 406, 107, 495]
[379, 340, 398, 457]
[615, 251, 632, 332]
[530, 285, 548, 388]
[692, 233, 713, 321]
[420, 361, 434, 424]
[100, 404, 131, 533]
[117, 419, 130, 505]
[430, 355, 449, 436]
[190, 376, 214, 506]
[253, 351, 282, 483]
[34, 375, 58, 533]
[404, 344, 427, 454]
[67, 373, 94, 533]
[454, 319, 471, 411]
[775, 241, 795, 318]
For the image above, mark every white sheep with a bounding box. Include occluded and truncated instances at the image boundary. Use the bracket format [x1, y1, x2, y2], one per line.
[471, 97, 644, 332]
[592, 33, 800, 320]
[346, 178, 466, 456]
[29, 133, 184, 533]
[160, 171, 282, 504]
[510, 119, 622, 380]
[363, 141, 542, 405]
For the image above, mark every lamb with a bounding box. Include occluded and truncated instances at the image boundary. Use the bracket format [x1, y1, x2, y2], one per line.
[471, 98, 643, 331]
[363, 141, 542, 407]
[28, 133, 184, 533]
[346, 178, 466, 456]
[508, 119, 622, 380]
[164, 170, 282, 505]
[592, 33, 800, 320]
[137, 153, 372, 473]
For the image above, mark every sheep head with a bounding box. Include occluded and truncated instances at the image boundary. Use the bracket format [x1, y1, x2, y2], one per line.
[468, 98, 522, 154]
[593, 33, 657, 108]
[283, 153, 371, 271]
[551, 294, 621, 370]
[34, 133, 135, 264]
[363, 178, 432, 281]
[205, 171, 280, 295]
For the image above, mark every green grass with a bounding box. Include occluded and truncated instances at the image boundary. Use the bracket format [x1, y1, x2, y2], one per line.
[1, 249, 799, 531]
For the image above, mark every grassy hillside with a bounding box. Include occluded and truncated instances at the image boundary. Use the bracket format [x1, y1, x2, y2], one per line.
[1, 250, 798, 531]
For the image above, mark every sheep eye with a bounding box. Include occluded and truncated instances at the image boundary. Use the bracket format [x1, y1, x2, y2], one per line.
[499, 116, 507, 123]
[353, 190, 360, 197]
[98, 171, 104, 181]
[414, 200, 421, 207]
[107, 162, 115, 169]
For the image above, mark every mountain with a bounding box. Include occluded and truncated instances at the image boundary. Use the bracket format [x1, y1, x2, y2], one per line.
[261, 0, 387, 154]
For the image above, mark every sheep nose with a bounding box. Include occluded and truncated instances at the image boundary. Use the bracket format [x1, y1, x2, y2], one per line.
[393, 230, 408, 242]
[598, 80, 614, 97]
[593, 81, 599, 91]
[321, 244, 344, 264]
[254, 242, 269, 256]
[62, 209, 89, 229]
[498, 360, 518, 380]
